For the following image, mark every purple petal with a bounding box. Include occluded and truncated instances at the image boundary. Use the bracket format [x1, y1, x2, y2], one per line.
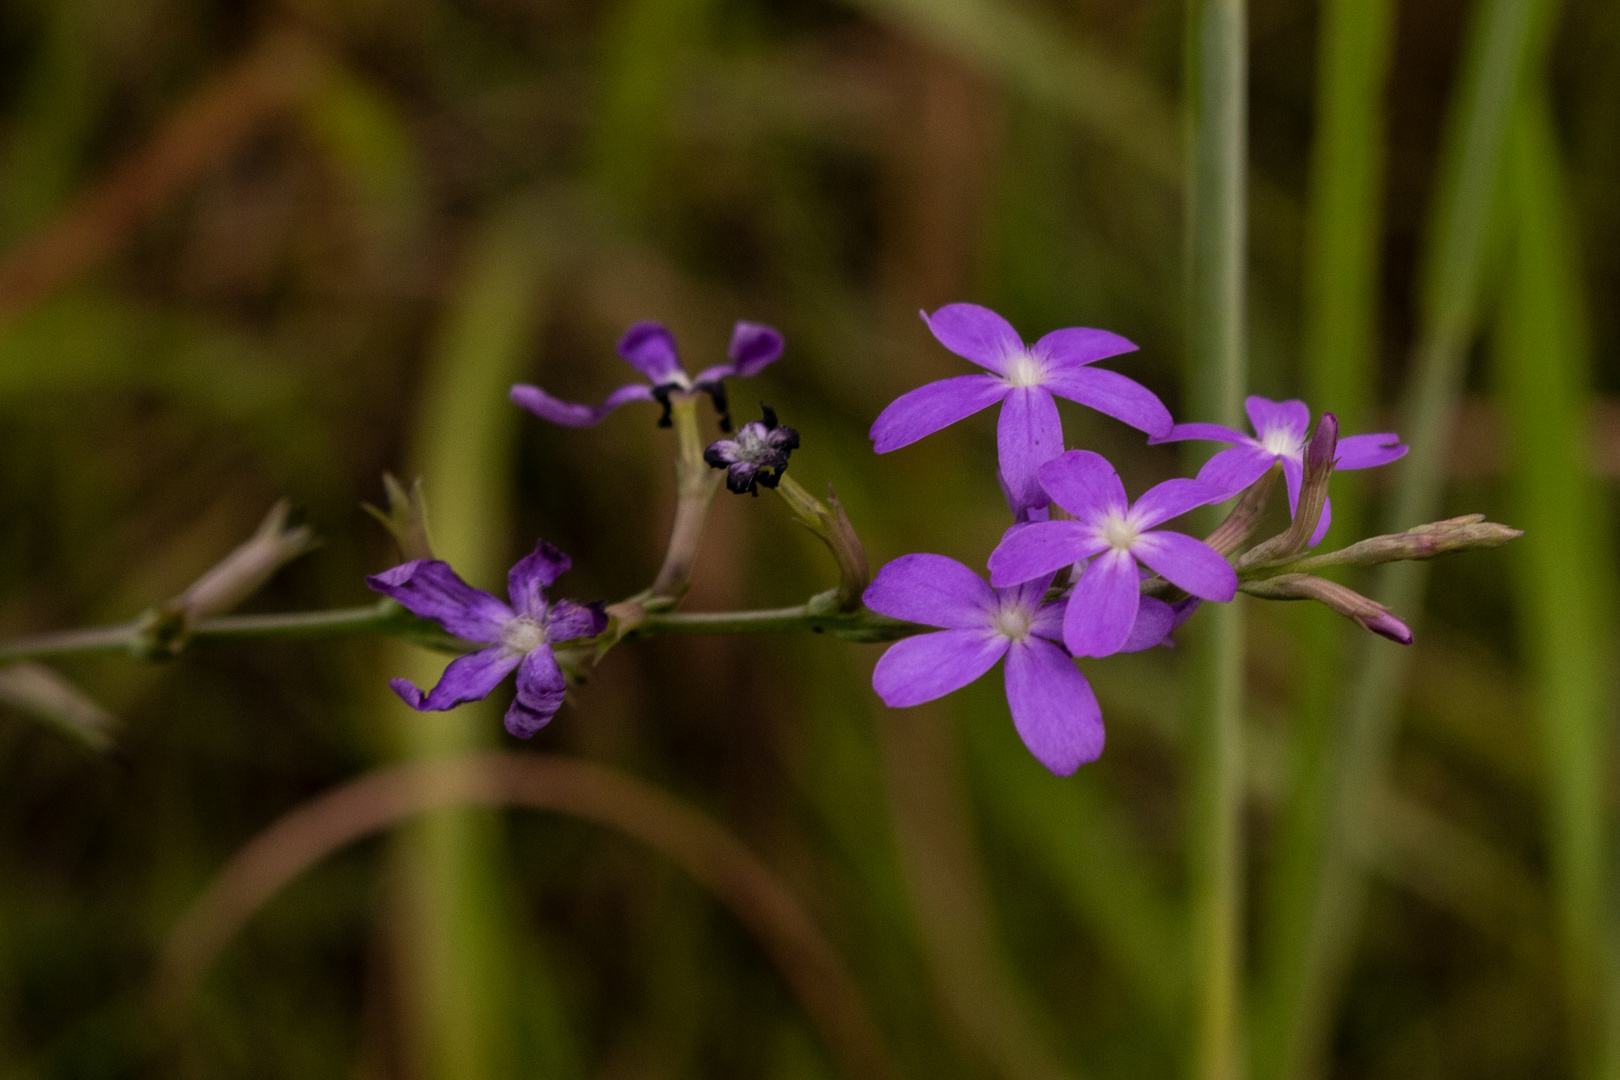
[1310, 496, 1333, 547]
[1031, 326, 1138, 367]
[869, 374, 1008, 452]
[727, 321, 784, 376]
[506, 646, 567, 738]
[1131, 532, 1237, 601]
[863, 553, 997, 629]
[1003, 637, 1104, 775]
[1245, 396, 1309, 441]
[389, 645, 522, 711]
[508, 539, 571, 616]
[1196, 444, 1277, 495]
[1120, 596, 1175, 653]
[987, 519, 1104, 587]
[1063, 548, 1140, 658]
[1130, 478, 1230, 530]
[545, 598, 607, 643]
[1150, 421, 1253, 446]
[921, 304, 1024, 374]
[692, 322, 787, 384]
[997, 387, 1064, 510]
[1036, 450, 1128, 522]
[366, 560, 512, 642]
[1335, 433, 1408, 470]
[510, 382, 656, 427]
[617, 321, 685, 383]
[871, 629, 1009, 707]
[1029, 598, 1067, 643]
[1042, 365, 1173, 437]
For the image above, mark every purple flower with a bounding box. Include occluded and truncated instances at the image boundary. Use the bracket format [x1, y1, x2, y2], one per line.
[1153, 396, 1407, 545]
[703, 404, 800, 495]
[366, 540, 607, 738]
[863, 554, 1103, 775]
[869, 304, 1173, 512]
[510, 320, 783, 432]
[987, 450, 1235, 659]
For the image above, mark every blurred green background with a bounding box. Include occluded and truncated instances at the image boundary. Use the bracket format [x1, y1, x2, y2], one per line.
[0, 0, 1615, 1077]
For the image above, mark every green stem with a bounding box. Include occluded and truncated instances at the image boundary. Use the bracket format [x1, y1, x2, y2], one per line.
[1184, 1, 1247, 1078]
[0, 599, 928, 663]
[644, 393, 723, 606]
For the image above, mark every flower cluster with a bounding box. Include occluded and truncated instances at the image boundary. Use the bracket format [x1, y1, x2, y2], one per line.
[862, 303, 1408, 775]
[362, 304, 1460, 778]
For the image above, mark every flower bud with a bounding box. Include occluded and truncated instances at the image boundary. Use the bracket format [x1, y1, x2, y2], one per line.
[134, 501, 319, 659]
[1239, 572, 1412, 644]
[1271, 514, 1523, 576]
[363, 473, 434, 561]
[1238, 413, 1337, 569]
[0, 662, 115, 750]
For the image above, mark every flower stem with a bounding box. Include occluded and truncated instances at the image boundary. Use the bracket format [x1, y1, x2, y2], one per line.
[645, 393, 723, 605]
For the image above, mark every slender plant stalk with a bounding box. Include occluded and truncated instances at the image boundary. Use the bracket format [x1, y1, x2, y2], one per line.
[1499, 92, 1615, 1080]
[1252, 1, 1396, 1077]
[1184, 2, 1247, 1078]
[386, 201, 553, 1080]
[1273, 0, 1556, 1073]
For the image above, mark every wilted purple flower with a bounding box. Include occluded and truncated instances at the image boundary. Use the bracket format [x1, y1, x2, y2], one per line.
[703, 404, 799, 495]
[511, 320, 783, 432]
[366, 540, 607, 738]
[863, 554, 1103, 775]
[988, 450, 1235, 658]
[869, 304, 1173, 512]
[1153, 396, 1407, 545]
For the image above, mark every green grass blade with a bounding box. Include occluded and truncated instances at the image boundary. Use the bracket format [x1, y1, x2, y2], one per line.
[1498, 91, 1614, 1080]
[382, 200, 558, 1080]
[1251, 1, 1396, 1077]
[1267, 0, 1558, 1074]
[1183, 2, 1248, 1079]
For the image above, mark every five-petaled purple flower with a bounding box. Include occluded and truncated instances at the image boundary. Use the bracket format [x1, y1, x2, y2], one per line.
[367, 540, 607, 738]
[1153, 396, 1407, 545]
[869, 304, 1173, 513]
[988, 450, 1236, 659]
[511, 320, 783, 432]
[863, 554, 1103, 775]
[703, 405, 799, 495]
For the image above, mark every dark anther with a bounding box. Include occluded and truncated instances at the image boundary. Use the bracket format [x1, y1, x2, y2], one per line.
[701, 380, 733, 433]
[760, 403, 778, 429]
[651, 384, 677, 428]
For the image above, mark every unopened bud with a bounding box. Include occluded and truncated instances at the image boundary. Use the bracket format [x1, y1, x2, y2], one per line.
[135, 502, 319, 658]
[0, 662, 116, 750]
[1238, 413, 1337, 569]
[1275, 514, 1523, 575]
[173, 501, 317, 623]
[1239, 572, 1412, 645]
[363, 474, 434, 561]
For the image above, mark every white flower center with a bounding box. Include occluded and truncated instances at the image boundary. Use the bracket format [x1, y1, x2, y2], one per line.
[994, 604, 1033, 641]
[1260, 426, 1301, 458]
[502, 616, 546, 654]
[1003, 352, 1045, 388]
[1102, 514, 1139, 551]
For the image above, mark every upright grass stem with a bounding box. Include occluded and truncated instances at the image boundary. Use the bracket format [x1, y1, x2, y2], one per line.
[1183, 2, 1247, 1078]
[1498, 94, 1616, 1080]
[1274, 0, 1555, 1073]
[386, 201, 553, 1080]
[1253, 1, 1395, 1077]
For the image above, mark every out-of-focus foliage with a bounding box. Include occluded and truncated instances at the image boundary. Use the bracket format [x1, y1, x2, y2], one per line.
[0, 0, 1615, 1077]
